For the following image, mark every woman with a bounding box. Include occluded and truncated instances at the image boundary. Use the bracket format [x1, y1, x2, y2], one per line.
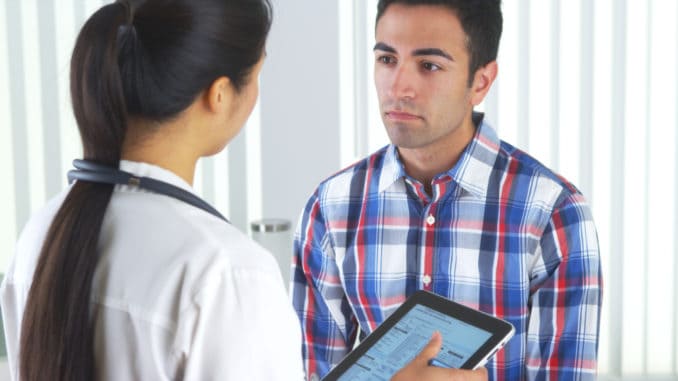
[0, 0, 303, 379]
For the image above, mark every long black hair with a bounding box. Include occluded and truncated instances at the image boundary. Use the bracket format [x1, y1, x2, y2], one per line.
[18, 0, 271, 380]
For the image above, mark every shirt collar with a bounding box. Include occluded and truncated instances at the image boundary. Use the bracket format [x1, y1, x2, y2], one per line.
[118, 160, 196, 194]
[378, 144, 408, 193]
[378, 112, 501, 199]
[450, 114, 501, 199]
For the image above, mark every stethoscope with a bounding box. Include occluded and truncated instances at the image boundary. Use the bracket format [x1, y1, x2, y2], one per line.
[67, 159, 228, 222]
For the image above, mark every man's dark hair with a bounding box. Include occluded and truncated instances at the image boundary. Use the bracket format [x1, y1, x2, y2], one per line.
[376, 0, 502, 84]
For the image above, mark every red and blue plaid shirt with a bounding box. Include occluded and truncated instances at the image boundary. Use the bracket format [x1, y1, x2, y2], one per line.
[291, 116, 602, 381]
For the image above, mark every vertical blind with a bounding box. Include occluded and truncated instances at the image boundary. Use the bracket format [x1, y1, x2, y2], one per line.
[339, 0, 678, 379]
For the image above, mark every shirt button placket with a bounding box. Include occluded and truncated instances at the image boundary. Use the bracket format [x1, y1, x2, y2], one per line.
[422, 208, 436, 291]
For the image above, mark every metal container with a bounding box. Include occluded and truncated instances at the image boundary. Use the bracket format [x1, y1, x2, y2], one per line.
[250, 219, 293, 289]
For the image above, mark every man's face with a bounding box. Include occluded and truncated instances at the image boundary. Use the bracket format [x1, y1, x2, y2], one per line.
[374, 4, 475, 150]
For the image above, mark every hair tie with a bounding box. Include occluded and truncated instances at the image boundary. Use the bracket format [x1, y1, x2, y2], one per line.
[117, 23, 137, 40]
[115, 0, 135, 24]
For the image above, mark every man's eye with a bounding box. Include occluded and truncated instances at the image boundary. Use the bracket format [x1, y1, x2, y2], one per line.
[422, 62, 441, 71]
[378, 56, 396, 64]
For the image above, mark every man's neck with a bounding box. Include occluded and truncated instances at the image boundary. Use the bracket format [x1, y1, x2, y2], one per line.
[397, 115, 477, 195]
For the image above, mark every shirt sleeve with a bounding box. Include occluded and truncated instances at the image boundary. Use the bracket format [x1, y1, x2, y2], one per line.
[291, 191, 359, 380]
[180, 260, 305, 381]
[526, 192, 602, 380]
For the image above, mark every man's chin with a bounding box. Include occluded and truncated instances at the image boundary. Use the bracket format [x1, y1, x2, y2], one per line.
[385, 124, 428, 147]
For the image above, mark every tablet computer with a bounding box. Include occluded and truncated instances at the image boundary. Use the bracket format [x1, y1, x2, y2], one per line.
[322, 290, 515, 381]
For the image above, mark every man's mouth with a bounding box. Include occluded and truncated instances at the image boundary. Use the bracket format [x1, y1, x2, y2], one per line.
[385, 111, 421, 121]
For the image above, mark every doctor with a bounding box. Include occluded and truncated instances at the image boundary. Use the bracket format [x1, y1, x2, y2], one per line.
[0, 0, 303, 380]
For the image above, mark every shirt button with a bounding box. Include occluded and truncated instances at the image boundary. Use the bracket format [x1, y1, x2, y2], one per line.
[426, 214, 435, 225]
[423, 274, 432, 285]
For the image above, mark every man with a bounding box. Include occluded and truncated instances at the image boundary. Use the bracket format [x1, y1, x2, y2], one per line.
[292, 0, 602, 380]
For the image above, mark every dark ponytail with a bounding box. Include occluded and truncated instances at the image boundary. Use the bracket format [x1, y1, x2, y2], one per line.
[18, 0, 271, 379]
[19, 3, 130, 380]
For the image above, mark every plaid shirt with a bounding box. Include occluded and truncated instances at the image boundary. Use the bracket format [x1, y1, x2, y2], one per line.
[291, 116, 602, 381]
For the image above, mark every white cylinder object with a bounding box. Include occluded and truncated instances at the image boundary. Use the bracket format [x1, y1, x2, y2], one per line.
[250, 218, 293, 289]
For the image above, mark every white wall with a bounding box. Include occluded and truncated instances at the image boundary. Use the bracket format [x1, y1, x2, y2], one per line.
[259, 0, 342, 229]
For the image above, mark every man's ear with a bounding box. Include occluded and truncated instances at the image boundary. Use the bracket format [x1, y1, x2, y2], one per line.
[204, 76, 233, 113]
[469, 61, 498, 106]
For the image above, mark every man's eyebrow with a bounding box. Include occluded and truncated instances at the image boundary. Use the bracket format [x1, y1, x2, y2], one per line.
[373, 43, 454, 62]
[412, 48, 454, 61]
[373, 42, 396, 53]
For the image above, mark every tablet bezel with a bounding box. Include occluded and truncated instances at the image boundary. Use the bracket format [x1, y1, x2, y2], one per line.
[322, 290, 515, 380]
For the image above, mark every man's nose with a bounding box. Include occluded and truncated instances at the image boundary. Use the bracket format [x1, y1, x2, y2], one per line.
[388, 64, 416, 100]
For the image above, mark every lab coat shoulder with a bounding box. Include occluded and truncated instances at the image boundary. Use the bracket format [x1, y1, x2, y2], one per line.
[100, 193, 304, 380]
[171, 220, 305, 380]
[0, 188, 69, 380]
[5, 188, 69, 286]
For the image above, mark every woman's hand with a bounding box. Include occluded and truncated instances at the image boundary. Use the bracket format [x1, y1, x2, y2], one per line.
[390, 332, 488, 381]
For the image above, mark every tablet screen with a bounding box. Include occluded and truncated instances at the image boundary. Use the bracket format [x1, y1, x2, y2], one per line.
[322, 291, 515, 381]
[337, 304, 493, 380]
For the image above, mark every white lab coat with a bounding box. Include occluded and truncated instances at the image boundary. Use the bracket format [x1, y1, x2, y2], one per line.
[0, 160, 304, 380]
